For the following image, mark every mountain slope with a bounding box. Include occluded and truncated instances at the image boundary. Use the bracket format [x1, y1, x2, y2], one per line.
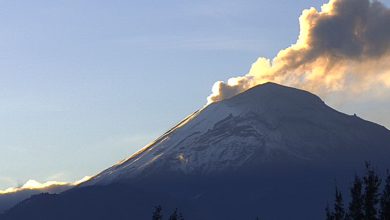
[0, 185, 72, 214]
[2, 82, 390, 220]
[87, 82, 390, 185]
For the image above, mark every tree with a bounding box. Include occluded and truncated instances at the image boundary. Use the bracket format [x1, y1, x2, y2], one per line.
[349, 176, 364, 220]
[381, 170, 390, 220]
[326, 203, 335, 220]
[363, 162, 382, 220]
[326, 188, 346, 220]
[178, 212, 184, 220]
[168, 208, 185, 220]
[334, 188, 346, 220]
[169, 208, 178, 220]
[152, 205, 163, 220]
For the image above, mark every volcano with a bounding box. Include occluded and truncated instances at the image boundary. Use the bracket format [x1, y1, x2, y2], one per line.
[2, 83, 390, 220]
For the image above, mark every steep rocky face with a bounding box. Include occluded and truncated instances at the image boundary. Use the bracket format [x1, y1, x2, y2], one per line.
[87, 82, 390, 186]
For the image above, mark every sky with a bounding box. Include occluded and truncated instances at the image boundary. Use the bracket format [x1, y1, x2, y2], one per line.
[1, 0, 390, 189]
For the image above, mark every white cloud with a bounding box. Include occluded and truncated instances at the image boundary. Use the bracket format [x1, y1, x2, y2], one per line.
[0, 176, 91, 195]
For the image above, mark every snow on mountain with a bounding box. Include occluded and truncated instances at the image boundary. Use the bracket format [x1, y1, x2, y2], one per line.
[3, 82, 390, 220]
[87, 82, 390, 186]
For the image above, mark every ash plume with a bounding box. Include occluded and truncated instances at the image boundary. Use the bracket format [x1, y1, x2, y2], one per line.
[208, 0, 390, 103]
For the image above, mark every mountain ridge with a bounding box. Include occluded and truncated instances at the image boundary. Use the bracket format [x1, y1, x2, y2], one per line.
[85, 82, 390, 186]
[2, 82, 390, 220]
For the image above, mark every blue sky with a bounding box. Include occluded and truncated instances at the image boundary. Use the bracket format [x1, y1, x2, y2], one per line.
[1, 0, 390, 189]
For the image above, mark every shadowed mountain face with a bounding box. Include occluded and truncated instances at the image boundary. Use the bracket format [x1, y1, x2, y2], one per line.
[2, 83, 390, 220]
[0, 185, 72, 214]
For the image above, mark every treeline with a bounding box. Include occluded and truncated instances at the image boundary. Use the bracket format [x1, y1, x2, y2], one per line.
[152, 206, 184, 220]
[326, 162, 390, 220]
[151, 205, 265, 220]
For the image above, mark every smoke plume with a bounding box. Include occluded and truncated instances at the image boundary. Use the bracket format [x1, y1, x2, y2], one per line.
[208, 0, 390, 103]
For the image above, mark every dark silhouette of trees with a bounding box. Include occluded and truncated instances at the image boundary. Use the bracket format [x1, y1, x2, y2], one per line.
[326, 203, 335, 220]
[326, 188, 346, 220]
[169, 208, 178, 220]
[325, 163, 390, 220]
[363, 162, 381, 220]
[169, 208, 184, 220]
[334, 188, 346, 220]
[381, 170, 390, 220]
[152, 205, 163, 220]
[178, 212, 184, 220]
[348, 176, 364, 220]
[152, 206, 184, 220]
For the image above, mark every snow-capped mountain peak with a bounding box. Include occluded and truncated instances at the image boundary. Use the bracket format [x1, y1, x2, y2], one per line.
[86, 82, 390, 186]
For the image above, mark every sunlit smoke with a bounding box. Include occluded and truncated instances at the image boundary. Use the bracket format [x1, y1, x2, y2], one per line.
[207, 0, 390, 103]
